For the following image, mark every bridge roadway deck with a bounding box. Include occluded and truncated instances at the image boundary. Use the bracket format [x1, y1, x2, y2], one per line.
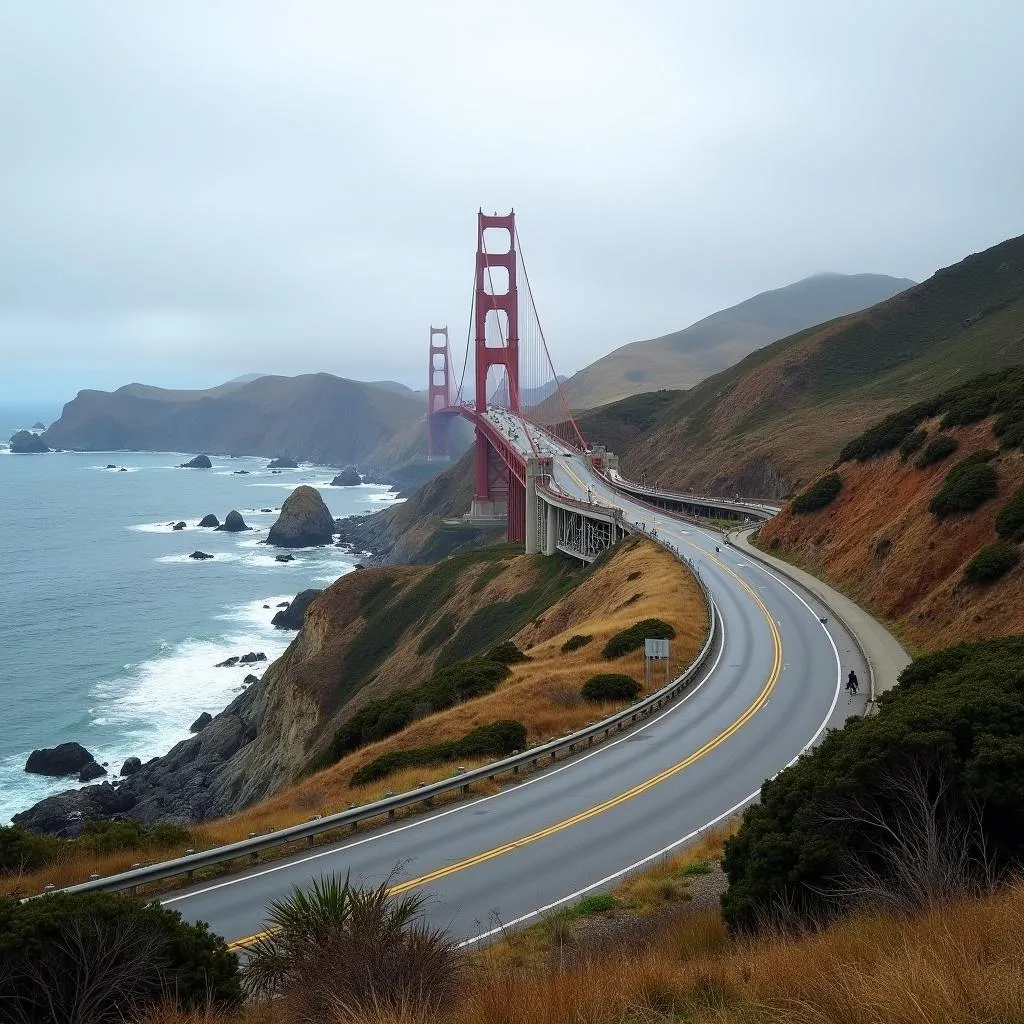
[163, 418, 867, 945]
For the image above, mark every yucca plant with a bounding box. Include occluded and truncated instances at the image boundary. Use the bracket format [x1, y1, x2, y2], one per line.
[243, 872, 462, 1018]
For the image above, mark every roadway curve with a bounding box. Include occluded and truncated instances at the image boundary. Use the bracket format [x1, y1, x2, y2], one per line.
[163, 414, 869, 946]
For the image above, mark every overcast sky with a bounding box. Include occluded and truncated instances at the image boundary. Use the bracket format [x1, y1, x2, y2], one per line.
[1, 1, 1022, 406]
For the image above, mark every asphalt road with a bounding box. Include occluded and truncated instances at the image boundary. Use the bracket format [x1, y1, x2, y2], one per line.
[163, 417, 868, 946]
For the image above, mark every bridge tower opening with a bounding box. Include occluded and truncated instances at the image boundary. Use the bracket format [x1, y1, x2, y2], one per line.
[427, 325, 452, 461]
[471, 210, 521, 539]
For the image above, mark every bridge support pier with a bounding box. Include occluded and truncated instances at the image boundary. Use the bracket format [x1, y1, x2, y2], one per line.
[525, 460, 540, 555]
[544, 501, 557, 556]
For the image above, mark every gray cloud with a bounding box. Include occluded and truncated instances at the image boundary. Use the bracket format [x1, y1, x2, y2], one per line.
[1, 0, 1022, 402]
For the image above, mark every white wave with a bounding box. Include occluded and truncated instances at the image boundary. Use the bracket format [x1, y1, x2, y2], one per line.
[155, 552, 241, 564]
[130, 520, 208, 533]
[368, 493, 406, 504]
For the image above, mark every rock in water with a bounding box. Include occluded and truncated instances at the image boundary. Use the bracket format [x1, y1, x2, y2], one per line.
[271, 589, 322, 629]
[330, 467, 362, 486]
[216, 510, 250, 532]
[105, 463, 117, 469]
[9, 430, 50, 454]
[190, 712, 213, 733]
[25, 742, 95, 776]
[266, 486, 336, 547]
[267, 456, 298, 469]
[12, 782, 136, 837]
[275, 553, 295, 562]
[189, 550, 214, 560]
[198, 513, 220, 528]
[180, 454, 212, 469]
[31, 421, 46, 430]
[172, 521, 186, 531]
[120, 756, 143, 776]
[79, 761, 107, 782]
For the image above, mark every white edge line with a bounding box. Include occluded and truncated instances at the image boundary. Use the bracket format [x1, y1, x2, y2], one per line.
[161, 599, 726, 906]
[456, 537, 845, 949]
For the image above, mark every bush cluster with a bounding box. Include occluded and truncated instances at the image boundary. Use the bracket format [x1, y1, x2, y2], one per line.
[790, 473, 842, 514]
[602, 618, 676, 659]
[996, 484, 1024, 542]
[898, 429, 928, 460]
[0, 891, 240, 1021]
[350, 720, 527, 786]
[485, 640, 530, 664]
[914, 434, 958, 468]
[323, 659, 511, 765]
[560, 634, 594, 654]
[581, 674, 641, 702]
[722, 637, 1024, 933]
[929, 455, 998, 517]
[961, 541, 1020, 585]
[839, 367, 1024, 463]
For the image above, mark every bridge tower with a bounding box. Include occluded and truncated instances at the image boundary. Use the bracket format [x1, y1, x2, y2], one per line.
[472, 210, 522, 539]
[427, 326, 452, 460]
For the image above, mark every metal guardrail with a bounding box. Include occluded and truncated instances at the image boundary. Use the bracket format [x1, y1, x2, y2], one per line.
[56, 557, 718, 897]
[608, 470, 779, 521]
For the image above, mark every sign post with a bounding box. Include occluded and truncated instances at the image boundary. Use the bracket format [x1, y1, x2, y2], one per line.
[644, 637, 671, 690]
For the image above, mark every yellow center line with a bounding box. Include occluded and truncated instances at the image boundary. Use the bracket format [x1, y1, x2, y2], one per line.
[227, 557, 781, 952]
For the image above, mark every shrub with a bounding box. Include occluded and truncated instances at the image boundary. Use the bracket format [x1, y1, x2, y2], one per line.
[350, 720, 527, 786]
[581, 674, 642, 702]
[915, 434, 958, 469]
[898, 429, 928, 460]
[996, 484, 1024, 542]
[0, 826, 62, 874]
[930, 461, 998, 517]
[721, 637, 1024, 933]
[602, 619, 676, 659]
[486, 640, 530, 664]
[560, 634, 594, 654]
[0, 891, 240, 1021]
[244, 873, 461, 1016]
[838, 399, 941, 462]
[962, 541, 1020, 585]
[323, 658, 511, 764]
[790, 474, 842, 514]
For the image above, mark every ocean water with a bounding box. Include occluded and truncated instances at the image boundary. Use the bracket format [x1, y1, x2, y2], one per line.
[0, 434, 402, 823]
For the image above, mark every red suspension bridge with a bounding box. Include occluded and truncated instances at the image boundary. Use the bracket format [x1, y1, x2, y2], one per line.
[426, 210, 773, 561]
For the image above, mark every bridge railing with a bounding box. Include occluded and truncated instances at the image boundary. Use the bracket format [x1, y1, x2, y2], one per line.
[53, 559, 717, 899]
[607, 470, 779, 520]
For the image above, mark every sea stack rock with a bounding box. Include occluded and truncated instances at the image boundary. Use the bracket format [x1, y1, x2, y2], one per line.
[198, 513, 220, 528]
[190, 712, 213, 733]
[216, 510, 250, 532]
[9, 430, 50, 454]
[271, 589, 322, 630]
[78, 761, 107, 783]
[189, 550, 214, 560]
[330, 467, 362, 486]
[267, 456, 298, 469]
[172, 521, 186, 531]
[120, 756, 143, 776]
[180, 454, 212, 469]
[25, 742, 95, 776]
[266, 486, 335, 547]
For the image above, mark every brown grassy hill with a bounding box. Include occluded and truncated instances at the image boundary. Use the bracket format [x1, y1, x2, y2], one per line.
[758, 410, 1024, 654]
[11, 537, 707, 891]
[611, 234, 1024, 498]
[550, 273, 914, 413]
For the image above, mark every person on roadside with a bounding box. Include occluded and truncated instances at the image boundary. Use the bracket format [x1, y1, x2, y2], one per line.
[847, 669, 859, 695]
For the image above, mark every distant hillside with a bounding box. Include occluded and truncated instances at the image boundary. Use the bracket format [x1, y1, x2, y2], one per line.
[553, 272, 915, 412]
[43, 372, 436, 468]
[605, 233, 1024, 497]
[758, 368, 1024, 652]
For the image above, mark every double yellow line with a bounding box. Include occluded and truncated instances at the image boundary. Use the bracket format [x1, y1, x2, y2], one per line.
[227, 558, 781, 951]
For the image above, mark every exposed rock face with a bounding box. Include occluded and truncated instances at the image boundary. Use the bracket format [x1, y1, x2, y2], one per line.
[266, 486, 336, 547]
[271, 589, 322, 629]
[13, 782, 136, 837]
[275, 554, 295, 563]
[198, 514, 220, 528]
[121, 756, 142, 776]
[190, 712, 213, 733]
[330, 467, 361, 486]
[31, 422, 46, 431]
[180, 454, 212, 469]
[25, 742, 94, 776]
[189, 550, 214, 560]
[267, 456, 298, 469]
[172, 521, 186, 531]
[9, 430, 49, 454]
[216, 510, 250, 532]
[79, 761, 107, 782]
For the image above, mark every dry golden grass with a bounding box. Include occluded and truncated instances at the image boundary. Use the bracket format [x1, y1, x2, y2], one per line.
[140, 872, 1024, 1024]
[8, 539, 707, 897]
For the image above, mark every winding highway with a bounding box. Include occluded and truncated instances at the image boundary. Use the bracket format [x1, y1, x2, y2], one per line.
[162, 412, 868, 946]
